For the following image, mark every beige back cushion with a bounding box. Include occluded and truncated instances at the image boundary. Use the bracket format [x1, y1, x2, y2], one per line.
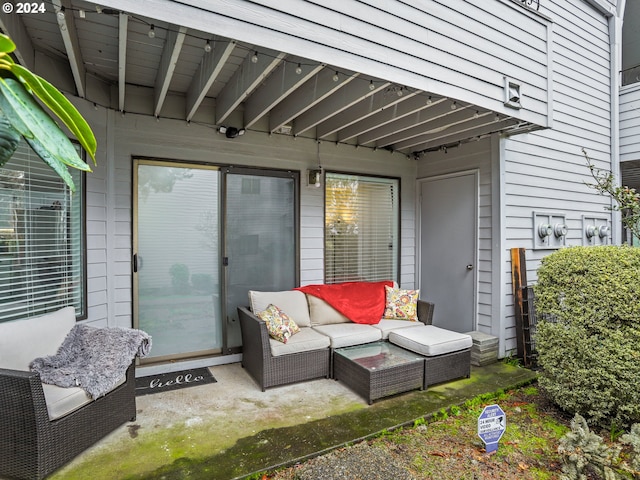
[0, 306, 76, 371]
[307, 295, 351, 326]
[248, 290, 311, 327]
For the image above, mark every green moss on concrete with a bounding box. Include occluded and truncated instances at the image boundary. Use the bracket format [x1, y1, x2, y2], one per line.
[52, 394, 364, 479]
[52, 363, 536, 480]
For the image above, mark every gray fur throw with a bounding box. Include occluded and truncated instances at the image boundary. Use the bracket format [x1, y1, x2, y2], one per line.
[30, 324, 152, 399]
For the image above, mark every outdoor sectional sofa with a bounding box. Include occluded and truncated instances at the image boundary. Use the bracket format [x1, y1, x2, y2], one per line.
[238, 281, 472, 393]
[0, 307, 143, 480]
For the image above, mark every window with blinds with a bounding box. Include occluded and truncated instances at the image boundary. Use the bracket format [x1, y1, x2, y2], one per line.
[325, 173, 399, 284]
[0, 141, 85, 323]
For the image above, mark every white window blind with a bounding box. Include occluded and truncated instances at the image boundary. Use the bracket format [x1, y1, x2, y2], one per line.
[325, 173, 399, 284]
[0, 141, 84, 322]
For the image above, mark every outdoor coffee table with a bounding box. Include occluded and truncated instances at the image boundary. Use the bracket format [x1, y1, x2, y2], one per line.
[333, 341, 424, 404]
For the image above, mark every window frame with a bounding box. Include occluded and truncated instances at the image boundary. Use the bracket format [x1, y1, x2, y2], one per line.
[0, 141, 87, 322]
[323, 170, 401, 284]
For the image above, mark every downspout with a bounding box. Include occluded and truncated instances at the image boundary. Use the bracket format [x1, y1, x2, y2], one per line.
[609, 6, 623, 244]
[584, 0, 623, 248]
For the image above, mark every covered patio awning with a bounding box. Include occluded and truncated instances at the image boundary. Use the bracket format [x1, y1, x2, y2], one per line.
[0, 0, 551, 157]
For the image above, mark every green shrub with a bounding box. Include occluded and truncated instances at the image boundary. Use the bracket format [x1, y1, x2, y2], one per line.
[534, 246, 640, 429]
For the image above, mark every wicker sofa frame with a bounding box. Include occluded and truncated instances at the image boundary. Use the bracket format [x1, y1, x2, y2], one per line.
[238, 306, 331, 391]
[237, 298, 465, 392]
[0, 362, 137, 480]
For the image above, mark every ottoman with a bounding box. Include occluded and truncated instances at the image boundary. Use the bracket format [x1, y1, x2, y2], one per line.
[388, 325, 473, 388]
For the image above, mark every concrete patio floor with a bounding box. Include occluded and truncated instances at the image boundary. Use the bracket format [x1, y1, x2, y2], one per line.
[50, 361, 537, 480]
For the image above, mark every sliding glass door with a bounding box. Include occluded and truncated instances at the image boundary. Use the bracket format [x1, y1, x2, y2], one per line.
[133, 161, 298, 361]
[134, 161, 222, 362]
[223, 168, 298, 350]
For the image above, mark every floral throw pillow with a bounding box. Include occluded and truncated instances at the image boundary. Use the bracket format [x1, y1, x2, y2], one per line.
[257, 304, 300, 343]
[383, 286, 419, 321]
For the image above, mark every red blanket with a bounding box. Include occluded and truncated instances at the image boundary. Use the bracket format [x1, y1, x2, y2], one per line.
[296, 281, 393, 325]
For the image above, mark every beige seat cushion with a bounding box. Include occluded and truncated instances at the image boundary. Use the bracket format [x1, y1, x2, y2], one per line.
[372, 319, 423, 340]
[269, 327, 330, 357]
[249, 290, 311, 327]
[389, 325, 472, 357]
[312, 324, 382, 349]
[307, 295, 351, 326]
[0, 306, 76, 371]
[41, 375, 126, 420]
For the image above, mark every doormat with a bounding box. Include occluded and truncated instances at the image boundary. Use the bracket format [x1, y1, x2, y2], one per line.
[135, 368, 216, 396]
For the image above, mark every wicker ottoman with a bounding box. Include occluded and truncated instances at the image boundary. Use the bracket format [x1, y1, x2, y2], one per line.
[388, 325, 472, 388]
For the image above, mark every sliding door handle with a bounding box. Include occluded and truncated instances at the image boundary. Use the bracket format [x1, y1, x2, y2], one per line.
[133, 254, 143, 272]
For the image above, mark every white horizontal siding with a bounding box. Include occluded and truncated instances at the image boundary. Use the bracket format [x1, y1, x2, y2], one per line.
[501, 0, 613, 354]
[620, 83, 640, 161]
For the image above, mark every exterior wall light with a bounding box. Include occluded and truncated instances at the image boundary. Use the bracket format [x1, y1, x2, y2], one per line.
[307, 169, 322, 188]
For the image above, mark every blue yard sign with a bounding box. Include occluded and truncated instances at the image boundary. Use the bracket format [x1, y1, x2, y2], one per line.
[477, 404, 506, 453]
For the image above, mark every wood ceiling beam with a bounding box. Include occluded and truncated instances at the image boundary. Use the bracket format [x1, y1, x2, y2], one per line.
[293, 78, 390, 136]
[316, 87, 421, 139]
[269, 68, 359, 134]
[376, 107, 481, 148]
[52, 0, 86, 98]
[154, 26, 187, 118]
[243, 56, 324, 129]
[186, 39, 236, 122]
[337, 95, 445, 143]
[405, 117, 516, 154]
[215, 48, 286, 125]
[357, 98, 455, 145]
[0, 12, 34, 70]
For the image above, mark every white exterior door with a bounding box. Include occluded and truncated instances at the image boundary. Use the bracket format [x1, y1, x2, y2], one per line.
[419, 171, 478, 333]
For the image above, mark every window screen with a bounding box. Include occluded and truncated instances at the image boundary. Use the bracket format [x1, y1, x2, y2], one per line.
[0, 141, 85, 322]
[325, 173, 399, 283]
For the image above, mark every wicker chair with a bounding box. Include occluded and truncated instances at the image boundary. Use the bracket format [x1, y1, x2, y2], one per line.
[0, 364, 136, 480]
[0, 307, 138, 480]
[238, 306, 331, 391]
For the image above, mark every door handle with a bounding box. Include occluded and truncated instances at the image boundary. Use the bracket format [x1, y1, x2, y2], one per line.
[133, 254, 142, 272]
[466, 264, 473, 270]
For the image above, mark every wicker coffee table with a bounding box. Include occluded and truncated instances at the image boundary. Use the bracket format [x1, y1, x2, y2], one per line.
[333, 342, 424, 404]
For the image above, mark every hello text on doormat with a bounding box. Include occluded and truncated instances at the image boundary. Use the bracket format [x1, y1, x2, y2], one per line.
[135, 367, 216, 396]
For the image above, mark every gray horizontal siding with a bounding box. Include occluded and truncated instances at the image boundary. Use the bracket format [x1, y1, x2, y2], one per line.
[502, 0, 613, 354]
[77, 100, 418, 327]
[620, 83, 640, 161]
